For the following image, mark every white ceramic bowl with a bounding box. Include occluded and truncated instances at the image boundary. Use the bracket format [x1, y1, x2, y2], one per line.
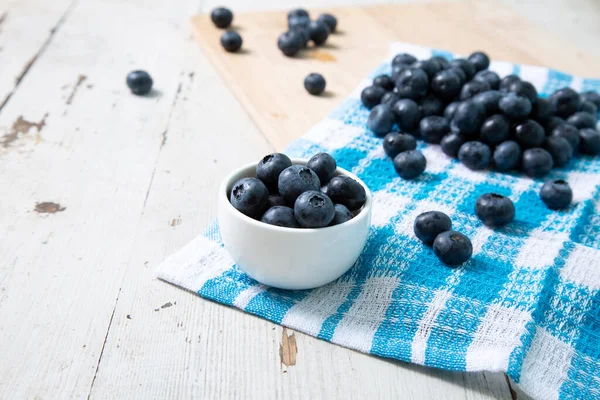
[218, 158, 372, 290]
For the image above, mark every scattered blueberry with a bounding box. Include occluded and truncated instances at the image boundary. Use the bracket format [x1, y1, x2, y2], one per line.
[551, 123, 580, 151]
[330, 203, 353, 226]
[493, 140, 522, 171]
[580, 100, 598, 115]
[278, 31, 304, 56]
[452, 100, 486, 135]
[579, 128, 600, 155]
[413, 59, 442, 78]
[324, 175, 366, 211]
[544, 136, 573, 167]
[230, 177, 269, 218]
[420, 116, 450, 144]
[288, 15, 310, 31]
[498, 93, 532, 121]
[431, 69, 462, 99]
[381, 91, 401, 107]
[393, 149, 426, 179]
[211, 7, 233, 28]
[414, 211, 452, 245]
[471, 90, 502, 114]
[458, 141, 491, 170]
[531, 97, 552, 125]
[293, 191, 335, 228]
[449, 58, 476, 79]
[514, 119, 545, 148]
[373, 74, 395, 91]
[261, 206, 301, 228]
[499, 75, 520, 92]
[392, 99, 421, 132]
[256, 153, 293, 191]
[521, 148, 554, 177]
[308, 20, 330, 46]
[581, 91, 600, 108]
[221, 30, 243, 52]
[304, 73, 326, 95]
[440, 133, 466, 158]
[473, 70, 500, 90]
[278, 165, 321, 205]
[307, 152, 337, 184]
[361, 85, 387, 109]
[268, 195, 286, 208]
[126, 70, 153, 95]
[395, 68, 429, 100]
[433, 230, 473, 266]
[383, 132, 417, 158]
[468, 51, 490, 72]
[368, 104, 395, 136]
[392, 53, 417, 67]
[540, 180, 573, 210]
[419, 94, 445, 117]
[288, 9, 310, 20]
[479, 114, 510, 146]
[567, 111, 597, 129]
[508, 80, 537, 104]
[549, 87, 581, 118]
[317, 13, 337, 33]
[460, 80, 491, 100]
[443, 101, 460, 120]
[475, 193, 515, 227]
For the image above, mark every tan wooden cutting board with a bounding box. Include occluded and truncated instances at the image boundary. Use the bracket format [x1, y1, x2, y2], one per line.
[192, 2, 600, 150]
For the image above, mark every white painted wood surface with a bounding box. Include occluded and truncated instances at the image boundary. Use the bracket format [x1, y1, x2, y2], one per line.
[2, 0, 597, 398]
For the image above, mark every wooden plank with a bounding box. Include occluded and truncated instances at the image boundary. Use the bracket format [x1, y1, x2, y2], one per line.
[192, 1, 600, 150]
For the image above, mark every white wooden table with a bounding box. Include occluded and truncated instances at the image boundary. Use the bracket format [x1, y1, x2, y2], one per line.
[1, 0, 597, 398]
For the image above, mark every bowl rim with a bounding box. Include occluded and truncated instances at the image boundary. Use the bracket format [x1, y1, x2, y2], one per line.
[219, 158, 372, 234]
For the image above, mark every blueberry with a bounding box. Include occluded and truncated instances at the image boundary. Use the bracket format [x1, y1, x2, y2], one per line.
[581, 91, 600, 108]
[307, 152, 337, 184]
[324, 175, 366, 211]
[361, 85, 386, 109]
[414, 211, 452, 245]
[475, 193, 515, 227]
[433, 231, 473, 266]
[431, 69, 462, 99]
[540, 180, 573, 210]
[458, 141, 491, 170]
[508, 80, 537, 104]
[444, 101, 460, 120]
[230, 177, 269, 218]
[420, 116, 450, 144]
[413, 59, 442, 78]
[544, 136, 573, 167]
[261, 206, 300, 228]
[308, 21, 330, 46]
[288, 8, 309, 20]
[383, 132, 417, 158]
[449, 59, 476, 79]
[373, 74, 395, 91]
[452, 101, 486, 135]
[393, 149, 426, 179]
[126, 70, 153, 95]
[567, 111, 597, 129]
[549, 87, 581, 118]
[211, 7, 233, 28]
[480, 114, 510, 146]
[579, 128, 600, 155]
[472, 90, 503, 114]
[330, 203, 353, 226]
[294, 191, 334, 228]
[468, 51, 490, 72]
[291, 27, 310, 47]
[220, 30, 243, 52]
[419, 94, 445, 117]
[278, 31, 304, 56]
[580, 100, 598, 115]
[278, 165, 321, 205]
[551, 123, 580, 151]
[499, 75, 521, 92]
[545, 116, 566, 132]
[473, 70, 500, 89]
[514, 119, 545, 148]
[441, 133, 466, 158]
[499, 93, 532, 121]
[521, 148, 554, 177]
[447, 66, 467, 85]
[531, 97, 552, 125]
[395, 68, 429, 100]
[317, 13, 337, 33]
[493, 140, 522, 171]
[392, 99, 421, 132]
[381, 91, 401, 107]
[368, 104, 395, 136]
[268, 195, 286, 208]
[392, 53, 417, 67]
[460, 80, 491, 101]
[304, 73, 326, 95]
[288, 15, 310, 31]
[430, 56, 450, 69]
[256, 153, 293, 191]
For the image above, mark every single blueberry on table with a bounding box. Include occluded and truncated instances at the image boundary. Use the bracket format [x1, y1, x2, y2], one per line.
[431, 69, 462, 100]
[361, 85, 386, 109]
[473, 70, 500, 90]
[540, 180, 573, 210]
[288, 8, 309, 20]
[307, 152, 337, 184]
[317, 13, 337, 33]
[433, 231, 473, 266]
[475, 193, 515, 227]
[293, 191, 335, 228]
[508, 80, 538, 104]
[395, 68, 429, 100]
[458, 141, 491, 170]
[544, 136, 573, 167]
[381, 91, 401, 107]
[480, 114, 510, 146]
[452, 100, 486, 136]
[392, 53, 417, 67]
[324, 175, 366, 211]
[514, 119, 545, 148]
[459, 80, 491, 101]
[211, 7, 233, 28]
[531, 97, 552, 125]
[288, 15, 310, 31]
[551, 123, 580, 152]
[308, 20, 330, 46]
[579, 128, 600, 155]
[449, 58, 476, 79]
[420, 116, 450, 144]
[545, 116, 566, 133]
[430, 55, 450, 69]
[419, 94, 445, 117]
[304, 73, 326, 95]
[330, 203, 353, 226]
[256, 153, 293, 191]
[383, 132, 417, 158]
[567, 112, 597, 130]
[261, 206, 301, 228]
[580, 91, 600, 108]
[498, 93, 532, 121]
[373, 74, 395, 91]
[443, 101, 460, 120]
[580, 100, 598, 115]
[220, 30, 243, 52]
[468, 51, 490, 72]
[440, 133, 466, 158]
[278, 165, 321, 205]
[414, 211, 452, 245]
[393, 149, 426, 179]
[278, 31, 304, 57]
[521, 148, 554, 178]
[268, 195, 286, 208]
[413, 59, 442, 78]
[368, 104, 395, 136]
[447, 66, 467, 85]
[126, 70, 153, 95]
[549, 87, 581, 118]
[471, 90, 503, 115]
[392, 99, 421, 132]
[230, 177, 269, 219]
[499, 75, 521, 92]
[493, 140, 522, 171]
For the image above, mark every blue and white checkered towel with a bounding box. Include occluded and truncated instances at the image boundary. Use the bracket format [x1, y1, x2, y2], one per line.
[157, 42, 600, 400]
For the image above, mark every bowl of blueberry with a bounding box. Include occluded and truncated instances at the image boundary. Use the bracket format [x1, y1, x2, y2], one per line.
[218, 152, 372, 290]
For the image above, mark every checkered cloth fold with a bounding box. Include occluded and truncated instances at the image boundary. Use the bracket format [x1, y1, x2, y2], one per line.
[157, 42, 600, 400]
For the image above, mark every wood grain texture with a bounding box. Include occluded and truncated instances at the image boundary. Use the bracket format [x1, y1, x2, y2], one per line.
[192, 1, 600, 150]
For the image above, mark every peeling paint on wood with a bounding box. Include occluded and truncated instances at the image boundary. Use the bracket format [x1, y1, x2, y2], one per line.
[170, 217, 182, 227]
[309, 50, 336, 62]
[279, 327, 297, 368]
[66, 74, 87, 105]
[1, 114, 48, 147]
[34, 202, 66, 213]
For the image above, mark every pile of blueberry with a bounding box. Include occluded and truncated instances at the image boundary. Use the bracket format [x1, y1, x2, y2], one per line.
[278, 9, 337, 57]
[211, 7, 243, 52]
[363, 50, 600, 179]
[229, 153, 366, 228]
